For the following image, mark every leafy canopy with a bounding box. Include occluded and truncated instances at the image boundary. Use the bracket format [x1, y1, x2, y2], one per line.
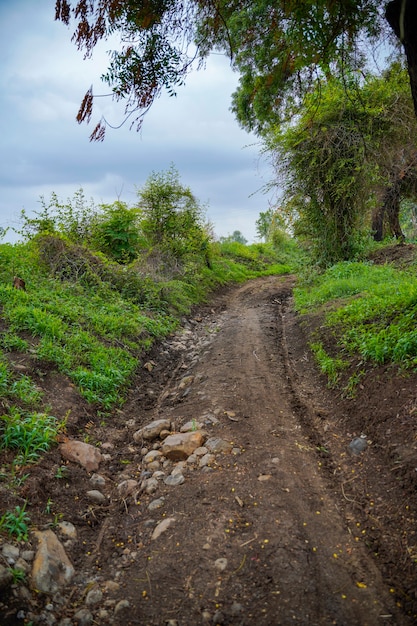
[55, 0, 411, 139]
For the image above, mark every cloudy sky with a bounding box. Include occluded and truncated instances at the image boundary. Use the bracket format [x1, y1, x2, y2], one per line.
[0, 1, 274, 244]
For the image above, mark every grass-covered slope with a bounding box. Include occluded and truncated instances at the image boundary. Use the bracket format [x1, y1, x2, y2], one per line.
[294, 247, 417, 392]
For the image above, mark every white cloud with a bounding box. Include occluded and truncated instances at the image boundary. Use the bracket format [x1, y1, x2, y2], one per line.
[0, 1, 273, 244]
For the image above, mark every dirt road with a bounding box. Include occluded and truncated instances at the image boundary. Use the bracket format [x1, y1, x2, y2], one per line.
[118, 276, 411, 625]
[2, 275, 415, 625]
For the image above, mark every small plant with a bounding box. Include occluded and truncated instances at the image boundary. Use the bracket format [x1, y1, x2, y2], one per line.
[54, 465, 68, 479]
[310, 341, 348, 388]
[44, 498, 54, 515]
[0, 502, 30, 541]
[0, 408, 62, 466]
[8, 567, 26, 584]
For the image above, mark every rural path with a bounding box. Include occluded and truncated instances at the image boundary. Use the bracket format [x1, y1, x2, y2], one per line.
[117, 275, 409, 625]
[3, 275, 414, 626]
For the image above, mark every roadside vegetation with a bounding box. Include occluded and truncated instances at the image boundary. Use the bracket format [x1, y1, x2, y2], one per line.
[0, 167, 295, 486]
[294, 256, 417, 393]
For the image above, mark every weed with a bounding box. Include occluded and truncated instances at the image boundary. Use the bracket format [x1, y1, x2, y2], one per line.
[8, 567, 26, 584]
[0, 502, 30, 541]
[54, 466, 68, 479]
[0, 409, 62, 466]
[310, 342, 348, 387]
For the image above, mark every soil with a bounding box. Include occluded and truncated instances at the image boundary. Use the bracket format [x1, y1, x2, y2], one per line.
[1, 266, 417, 625]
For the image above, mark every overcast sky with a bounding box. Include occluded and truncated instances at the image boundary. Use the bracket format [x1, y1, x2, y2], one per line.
[0, 1, 274, 244]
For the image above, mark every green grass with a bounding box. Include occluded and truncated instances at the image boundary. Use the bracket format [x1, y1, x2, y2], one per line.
[0, 503, 30, 541]
[0, 238, 293, 412]
[0, 408, 63, 466]
[295, 259, 417, 373]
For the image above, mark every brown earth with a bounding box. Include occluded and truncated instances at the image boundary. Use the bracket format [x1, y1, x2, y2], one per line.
[1, 270, 417, 625]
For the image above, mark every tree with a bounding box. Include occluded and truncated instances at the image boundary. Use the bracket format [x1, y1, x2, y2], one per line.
[219, 231, 248, 245]
[55, 1, 417, 140]
[267, 65, 417, 264]
[137, 165, 208, 261]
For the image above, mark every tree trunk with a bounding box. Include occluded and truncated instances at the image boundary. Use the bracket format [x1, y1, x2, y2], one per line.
[386, 0, 417, 118]
[384, 183, 405, 240]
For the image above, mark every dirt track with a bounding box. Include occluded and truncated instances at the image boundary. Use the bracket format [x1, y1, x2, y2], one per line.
[2, 275, 416, 625]
[118, 276, 412, 625]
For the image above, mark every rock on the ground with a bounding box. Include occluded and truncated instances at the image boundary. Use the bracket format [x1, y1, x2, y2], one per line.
[0, 564, 13, 589]
[31, 530, 75, 594]
[86, 490, 107, 504]
[117, 479, 139, 498]
[151, 517, 176, 540]
[205, 437, 233, 454]
[161, 431, 205, 461]
[133, 419, 171, 442]
[164, 473, 185, 486]
[59, 440, 103, 472]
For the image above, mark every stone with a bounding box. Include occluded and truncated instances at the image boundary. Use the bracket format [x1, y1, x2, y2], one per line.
[86, 490, 106, 504]
[57, 521, 77, 541]
[151, 517, 176, 540]
[89, 473, 106, 487]
[31, 530, 75, 594]
[199, 453, 215, 468]
[148, 497, 165, 511]
[214, 558, 228, 572]
[59, 440, 102, 472]
[0, 564, 13, 589]
[21, 550, 35, 562]
[114, 599, 131, 616]
[348, 435, 368, 455]
[2, 543, 19, 564]
[85, 587, 103, 606]
[117, 480, 139, 498]
[194, 447, 208, 457]
[205, 437, 233, 454]
[102, 580, 120, 593]
[164, 473, 185, 486]
[133, 419, 171, 442]
[178, 375, 194, 390]
[180, 420, 202, 433]
[15, 557, 31, 573]
[72, 608, 93, 625]
[143, 450, 162, 464]
[161, 431, 205, 461]
[144, 477, 159, 494]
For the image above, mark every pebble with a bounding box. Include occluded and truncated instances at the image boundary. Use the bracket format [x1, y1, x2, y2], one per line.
[144, 477, 159, 494]
[214, 557, 228, 572]
[199, 453, 215, 468]
[2, 544, 19, 564]
[85, 587, 103, 606]
[164, 473, 185, 486]
[89, 473, 106, 487]
[86, 490, 107, 504]
[114, 599, 131, 616]
[72, 608, 93, 625]
[148, 497, 165, 511]
[151, 517, 176, 540]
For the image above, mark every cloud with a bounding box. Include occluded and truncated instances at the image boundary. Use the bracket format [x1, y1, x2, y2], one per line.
[0, 1, 273, 243]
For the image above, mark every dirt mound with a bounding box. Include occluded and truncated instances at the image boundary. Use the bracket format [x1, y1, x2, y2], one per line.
[1, 275, 416, 625]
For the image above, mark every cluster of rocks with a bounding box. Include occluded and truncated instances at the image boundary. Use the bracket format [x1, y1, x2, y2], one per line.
[0, 403, 239, 624]
[0, 525, 130, 626]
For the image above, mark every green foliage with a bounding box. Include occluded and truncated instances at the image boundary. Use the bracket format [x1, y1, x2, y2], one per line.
[58, 1, 399, 138]
[296, 257, 417, 374]
[0, 503, 30, 541]
[219, 231, 248, 245]
[92, 202, 142, 263]
[18, 189, 99, 243]
[267, 67, 417, 265]
[309, 341, 348, 387]
[0, 409, 62, 466]
[137, 165, 208, 264]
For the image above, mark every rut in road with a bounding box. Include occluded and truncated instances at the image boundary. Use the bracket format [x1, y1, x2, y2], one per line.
[122, 275, 409, 625]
